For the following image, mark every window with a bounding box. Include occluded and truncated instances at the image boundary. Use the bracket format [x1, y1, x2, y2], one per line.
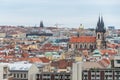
[24, 74, 26, 78]
[17, 74, 19, 78]
[69, 45, 71, 48]
[117, 60, 120, 63]
[21, 74, 23, 78]
[3, 74, 7, 79]
[98, 34, 100, 39]
[96, 75, 99, 77]
[84, 44, 87, 49]
[90, 45, 93, 49]
[14, 74, 16, 78]
[75, 44, 78, 49]
[80, 44, 82, 48]
[92, 75, 95, 77]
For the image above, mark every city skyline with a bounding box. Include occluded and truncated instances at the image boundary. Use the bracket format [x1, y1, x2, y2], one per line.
[0, 0, 120, 28]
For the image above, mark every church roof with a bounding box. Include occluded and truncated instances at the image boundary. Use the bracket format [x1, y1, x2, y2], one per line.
[69, 36, 96, 43]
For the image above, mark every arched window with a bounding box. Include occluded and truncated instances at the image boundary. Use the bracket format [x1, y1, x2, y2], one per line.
[90, 45, 93, 49]
[98, 34, 100, 39]
[84, 44, 87, 49]
[75, 44, 78, 49]
[80, 44, 82, 48]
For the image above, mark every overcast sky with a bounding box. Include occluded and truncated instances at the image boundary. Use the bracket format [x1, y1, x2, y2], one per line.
[0, 0, 120, 28]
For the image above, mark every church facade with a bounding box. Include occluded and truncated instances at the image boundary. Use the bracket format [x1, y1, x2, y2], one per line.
[68, 16, 106, 51]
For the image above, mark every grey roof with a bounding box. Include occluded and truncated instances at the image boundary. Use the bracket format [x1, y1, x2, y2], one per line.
[9, 63, 32, 71]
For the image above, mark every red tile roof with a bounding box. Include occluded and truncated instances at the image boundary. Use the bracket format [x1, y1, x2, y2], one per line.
[39, 57, 50, 63]
[22, 53, 29, 58]
[107, 43, 118, 48]
[40, 44, 60, 52]
[69, 36, 96, 43]
[100, 49, 117, 55]
[44, 43, 52, 47]
[28, 57, 42, 63]
[0, 48, 5, 51]
[51, 59, 73, 69]
[102, 58, 110, 64]
[98, 58, 110, 68]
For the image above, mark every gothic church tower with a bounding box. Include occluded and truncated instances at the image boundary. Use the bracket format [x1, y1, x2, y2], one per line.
[96, 16, 106, 49]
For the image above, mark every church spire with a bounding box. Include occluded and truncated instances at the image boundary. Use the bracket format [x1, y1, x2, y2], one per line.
[96, 16, 106, 33]
[101, 16, 104, 28]
[40, 21, 44, 28]
[97, 16, 101, 28]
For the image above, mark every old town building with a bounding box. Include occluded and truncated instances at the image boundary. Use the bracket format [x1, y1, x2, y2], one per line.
[68, 16, 106, 51]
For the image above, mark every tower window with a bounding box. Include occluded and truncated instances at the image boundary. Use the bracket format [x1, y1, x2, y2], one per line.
[98, 34, 100, 39]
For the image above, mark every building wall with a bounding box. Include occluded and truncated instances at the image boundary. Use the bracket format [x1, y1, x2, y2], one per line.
[69, 42, 96, 50]
[0, 33, 6, 38]
[35, 72, 71, 80]
[12, 33, 26, 38]
[10, 71, 28, 80]
[28, 64, 39, 80]
[114, 55, 120, 68]
[0, 65, 4, 80]
[0, 64, 11, 80]
[72, 62, 82, 80]
[82, 68, 120, 80]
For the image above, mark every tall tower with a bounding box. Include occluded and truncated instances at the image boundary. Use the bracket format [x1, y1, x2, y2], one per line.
[40, 21, 44, 28]
[96, 16, 106, 49]
[77, 24, 84, 37]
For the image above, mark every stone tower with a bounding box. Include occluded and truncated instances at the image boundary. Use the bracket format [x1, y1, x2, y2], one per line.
[77, 24, 84, 37]
[96, 16, 106, 49]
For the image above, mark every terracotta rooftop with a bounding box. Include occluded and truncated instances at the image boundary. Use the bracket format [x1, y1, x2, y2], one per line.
[22, 53, 29, 58]
[69, 36, 96, 43]
[83, 62, 105, 70]
[107, 43, 118, 48]
[39, 57, 50, 63]
[51, 59, 73, 69]
[100, 49, 117, 55]
[98, 58, 110, 68]
[28, 57, 42, 63]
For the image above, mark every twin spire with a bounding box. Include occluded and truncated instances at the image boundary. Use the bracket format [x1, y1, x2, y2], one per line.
[40, 21, 44, 28]
[96, 16, 106, 33]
